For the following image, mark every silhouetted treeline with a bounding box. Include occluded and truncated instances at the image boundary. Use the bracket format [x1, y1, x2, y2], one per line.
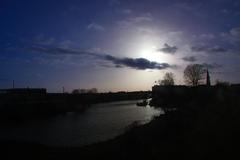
[150, 84, 240, 108]
[0, 90, 151, 120]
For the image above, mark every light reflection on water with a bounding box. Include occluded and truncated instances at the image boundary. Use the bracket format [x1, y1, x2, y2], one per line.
[0, 100, 162, 147]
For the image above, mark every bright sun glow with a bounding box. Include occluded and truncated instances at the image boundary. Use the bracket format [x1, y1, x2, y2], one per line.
[138, 43, 172, 64]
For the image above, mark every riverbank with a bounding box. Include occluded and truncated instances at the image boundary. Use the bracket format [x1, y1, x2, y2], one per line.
[0, 91, 151, 120]
[0, 100, 160, 147]
[2, 86, 240, 159]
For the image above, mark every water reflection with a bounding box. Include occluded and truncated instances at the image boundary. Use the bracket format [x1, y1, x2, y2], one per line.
[0, 100, 162, 147]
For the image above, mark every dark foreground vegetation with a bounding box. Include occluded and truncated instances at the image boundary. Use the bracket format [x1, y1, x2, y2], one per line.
[1, 84, 240, 159]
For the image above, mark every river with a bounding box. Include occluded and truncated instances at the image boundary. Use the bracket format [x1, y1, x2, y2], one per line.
[0, 100, 162, 147]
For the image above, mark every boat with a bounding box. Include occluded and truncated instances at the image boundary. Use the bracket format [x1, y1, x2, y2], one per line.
[136, 99, 148, 106]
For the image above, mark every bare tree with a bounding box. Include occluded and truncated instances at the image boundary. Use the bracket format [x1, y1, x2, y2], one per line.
[184, 64, 205, 86]
[159, 72, 175, 86]
[72, 89, 80, 94]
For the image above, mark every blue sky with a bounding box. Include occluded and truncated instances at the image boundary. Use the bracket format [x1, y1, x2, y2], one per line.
[1, 0, 240, 92]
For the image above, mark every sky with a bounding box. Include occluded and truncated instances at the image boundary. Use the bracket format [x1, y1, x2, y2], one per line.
[0, 0, 240, 92]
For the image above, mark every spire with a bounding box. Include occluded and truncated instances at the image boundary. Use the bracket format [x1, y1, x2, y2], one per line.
[206, 69, 211, 86]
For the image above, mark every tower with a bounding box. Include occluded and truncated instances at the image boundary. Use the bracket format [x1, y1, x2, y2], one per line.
[206, 69, 211, 86]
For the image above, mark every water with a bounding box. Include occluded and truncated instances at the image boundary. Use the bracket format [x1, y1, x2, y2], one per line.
[0, 100, 162, 147]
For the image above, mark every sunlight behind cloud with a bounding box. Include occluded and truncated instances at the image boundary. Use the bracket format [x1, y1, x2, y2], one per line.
[138, 43, 174, 65]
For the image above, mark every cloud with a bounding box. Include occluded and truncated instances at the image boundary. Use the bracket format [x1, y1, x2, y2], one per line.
[191, 45, 205, 52]
[28, 44, 174, 70]
[208, 46, 227, 52]
[230, 27, 240, 37]
[157, 43, 178, 54]
[34, 34, 55, 45]
[172, 2, 206, 18]
[132, 13, 153, 23]
[191, 45, 227, 53]
[59, 40, 74, 48]
[136, 27, 154, 35]
[28, 44, 101, 61]
[221, 27, 240, 44]
[87, 23, 105, 31]
[117, 13, 153, 27]
[182, 56, 197, 62]
[201, 63, 222, 69]
[104, 55, 174, 70]
[199, 33, 215, 40]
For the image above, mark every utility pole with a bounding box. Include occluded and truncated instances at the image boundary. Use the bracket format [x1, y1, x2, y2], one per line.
[62, 86, 65, 93]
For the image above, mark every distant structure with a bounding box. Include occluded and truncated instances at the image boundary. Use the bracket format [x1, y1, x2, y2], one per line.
[206, 69, 211, 86]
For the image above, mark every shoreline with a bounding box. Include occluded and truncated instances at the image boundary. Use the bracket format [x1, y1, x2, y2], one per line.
[0, 91, 151, 120]
[2, 86, 240, 159]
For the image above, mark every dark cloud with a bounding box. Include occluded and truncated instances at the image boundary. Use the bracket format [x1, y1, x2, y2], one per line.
[191, 45, 227, 53]
[29, 44, 100, 57]
[191, 46, 204, 52]
[28, 44, 174, 70]
[201, 63, 222, 69]
[104, 55, 173, 70]
[208, 46, 227, 53]
[157, 43, 178, 54]
[182, 56, 197, 62]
